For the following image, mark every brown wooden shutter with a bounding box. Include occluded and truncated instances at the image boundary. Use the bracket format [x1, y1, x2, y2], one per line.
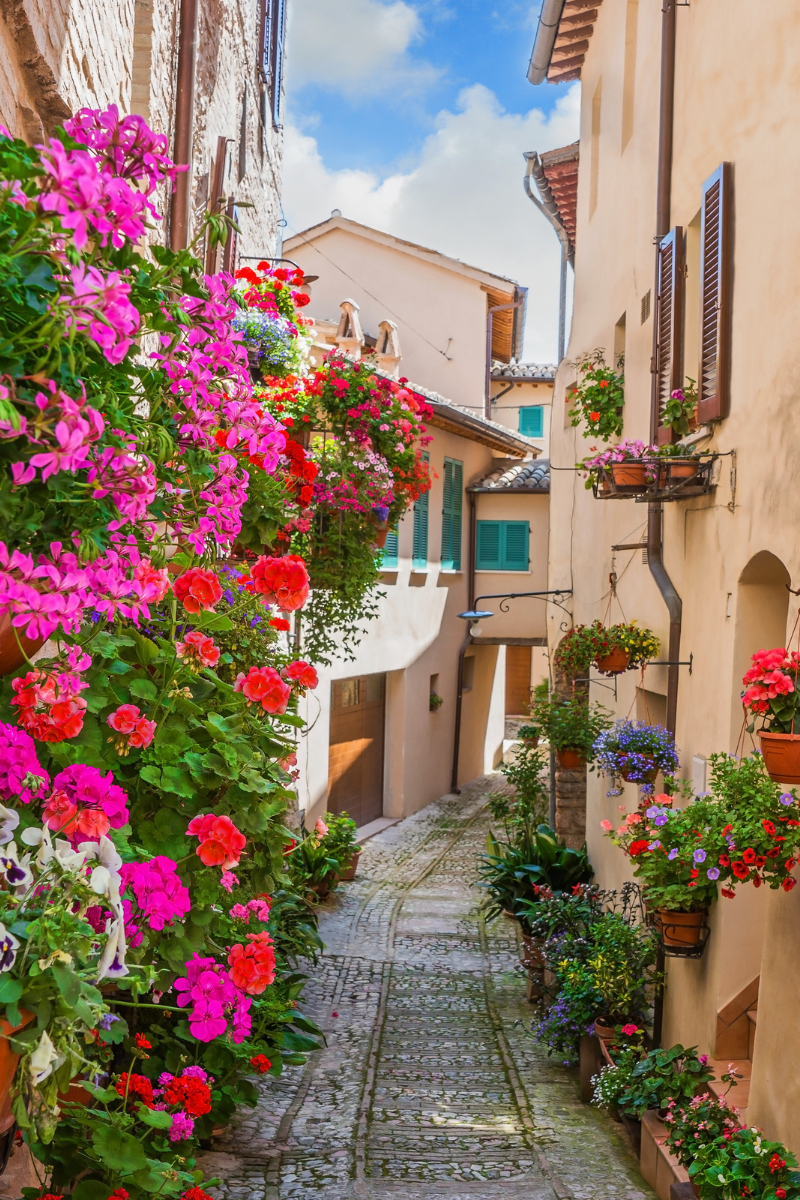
[653, 226, 684, 445]
[697, 162, 733, 423]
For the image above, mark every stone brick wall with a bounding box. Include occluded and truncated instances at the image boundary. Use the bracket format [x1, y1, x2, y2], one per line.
[0, 0, 283, 259]
[554, 669, 589, 850]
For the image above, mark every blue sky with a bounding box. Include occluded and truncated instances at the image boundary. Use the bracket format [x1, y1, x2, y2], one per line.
[281, 0, 581, 361]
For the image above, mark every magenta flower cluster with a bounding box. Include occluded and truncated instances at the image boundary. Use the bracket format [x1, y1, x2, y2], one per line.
[229, 898, 271, 924]
[119, 856, 191, 931]
[174, 953, 252, 1043]
[52, 763, 129, 830]
[0, 721, 49, 804]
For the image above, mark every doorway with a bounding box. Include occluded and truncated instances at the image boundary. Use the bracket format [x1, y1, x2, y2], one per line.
[328, 673, 386, 827]
[505, 646, 532, 715]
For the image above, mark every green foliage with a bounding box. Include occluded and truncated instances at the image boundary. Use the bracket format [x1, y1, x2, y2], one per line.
[478, 823, 593, 920]
[319, 812, 361, 867]
[663, 1091, 742, 1172]
[554, 622, 660, 677]
[500, 744, 549, 823]
[661, 379, 698, 437]
[617, 1044, 714, 1118]
[535, 694, 613, 758]
[568, 352, 625, 440]
[689, 1125, 800, 1200]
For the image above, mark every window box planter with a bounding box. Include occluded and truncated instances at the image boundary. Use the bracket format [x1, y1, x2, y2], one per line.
[758, 731, 800, 784]
[611, 461, 650, 491]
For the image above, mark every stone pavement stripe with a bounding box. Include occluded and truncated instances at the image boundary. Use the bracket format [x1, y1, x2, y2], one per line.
[203, 775, 655, 1200]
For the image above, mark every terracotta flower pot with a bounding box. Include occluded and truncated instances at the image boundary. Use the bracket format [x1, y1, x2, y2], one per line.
[0, 1011, 34, 1136]
[595, 647, 630, 675]
[556, 747, 586, 770]
[620, 754, 658, 783]
[759, 731, 800, 785]
[0, 611, 43, 678]
[655, 908, 706, 948]
[521, 733, 540, 748]
[668, 460, 700, 481]
[593, 1017, 617, 1041]
[611, 461, 649, 491]
[691, 1183, 701, 1198]
[372, 527, 389, 549]
[337, 851, 361, 882]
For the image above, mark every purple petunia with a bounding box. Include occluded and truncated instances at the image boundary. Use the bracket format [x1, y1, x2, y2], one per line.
[706, 868, 720, 880]
[668, 848, 679, 860]
[780, 793, 794, 806]
[693, 848, 706, 864]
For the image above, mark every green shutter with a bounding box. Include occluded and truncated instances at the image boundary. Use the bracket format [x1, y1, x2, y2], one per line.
[519, 406, 544, 437]
[441, 458, 463, 570]
[476, 521, 502, 569]
[412, 453, 429, 568]
[381, 527, 399, 569]
[502, 521, 529, 570]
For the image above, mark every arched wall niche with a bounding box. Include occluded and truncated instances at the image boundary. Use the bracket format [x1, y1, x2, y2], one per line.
[729, 551, 791, 751]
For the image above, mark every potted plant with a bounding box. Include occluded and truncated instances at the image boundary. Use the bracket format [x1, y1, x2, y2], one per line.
[662, 1088, 741, 1179]
[554, 622, 660, 678]
[429, 691, 444, 712]
[741, 648, 800, 783]
[617, 1044, 714, 1119]
[567, 353, 625, 441]
[594, 720, 680, 788]
[542, 694, 613, 770]
[661, 380, 699, 439]
[688, 1125, 800, 1199]
[479, 823, 594, 921]
[603, 794, 720, 947]
[500, 744, 550, 823]
[320, 812, 363, 881]
[578, 440, 659, 495]
[653, 440, 702, 485]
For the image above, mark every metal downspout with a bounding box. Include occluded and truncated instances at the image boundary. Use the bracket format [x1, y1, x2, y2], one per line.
[169, 0, 199, 251]
[523, 152, 572, 363]
[450, 491, 477, 794]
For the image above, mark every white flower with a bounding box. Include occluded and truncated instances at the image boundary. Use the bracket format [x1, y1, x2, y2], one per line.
[80, 838, 123, 908]
[29, 1030, 64, 1083]
[0, 842, 33, 893]
[0, 922, 19, 972]
[0, 804, 20, 846]
[96, 918, 129, 982]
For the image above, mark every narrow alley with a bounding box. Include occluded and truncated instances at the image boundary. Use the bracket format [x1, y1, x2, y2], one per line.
[205, 779, 652, 1200]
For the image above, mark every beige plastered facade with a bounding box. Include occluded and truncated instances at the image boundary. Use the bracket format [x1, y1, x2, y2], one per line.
[546, 0, 800, 1149]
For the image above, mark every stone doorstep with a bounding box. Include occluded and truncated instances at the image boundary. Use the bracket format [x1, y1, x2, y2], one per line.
[356, 817, 401, 843]
[640, 1110, 689, 1200]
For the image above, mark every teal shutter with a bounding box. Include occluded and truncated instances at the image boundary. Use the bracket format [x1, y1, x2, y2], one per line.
[441, 458, 463, 570]
[476, 521, 529, 571]
[476, 521, 502, 569]
[381, 527, 399, 568]
[412, 453, 429, 568]
[502, 521, 529, 570]
[519, 406, 544, 437]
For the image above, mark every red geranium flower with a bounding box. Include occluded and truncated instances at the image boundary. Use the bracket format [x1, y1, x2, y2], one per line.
[282, 660, 318, 690]
[629, 839, 649, 857]
[269, 617, 291, 632]
[234, 666, 291, 714]
[187, 813, 246, 870]
[250, 554, 310, 612]
[250, 1054, 271, 1074]
[228, 930, 276, 995]
[116, 1072, 154, 1108]
[173, 568, 223, 613]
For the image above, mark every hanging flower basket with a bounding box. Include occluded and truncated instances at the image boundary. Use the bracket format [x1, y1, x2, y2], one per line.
[0, 610, 43, 677]
[595, 647, 631, 675]
[620, 754, 658, 784]
[758, 732, 800, 785]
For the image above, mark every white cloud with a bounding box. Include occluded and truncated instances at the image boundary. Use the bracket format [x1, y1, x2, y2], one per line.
[281, 83, 581, 361]
[286, 0, 440, 96]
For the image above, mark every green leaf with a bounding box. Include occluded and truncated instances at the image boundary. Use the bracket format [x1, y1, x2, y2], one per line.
[160, 766, 195, 798]
[81, 1082, 118, 1102]
[73, 1180, 113, 1200]
[130, 1164, 174, 1193]
[136, 1103, 173, 1129]
[130, 677, 158, 701]
[0, 978, 23, 1004]
[108, 660, 132, 675]
[91, 1125, 148, 1173]
[52, 962, 81, 1007]
[139, 765, 163, 787]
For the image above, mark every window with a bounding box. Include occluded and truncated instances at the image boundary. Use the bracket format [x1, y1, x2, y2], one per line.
[412, 452, 429, 568]
[462, 656, 476, 692]
[441, 458, 463, 571]
[259, 0, 286, 128]
[381, 527, 399, 569]
[476, 521, 530, 571]
[519, 406, 544, 438]
[697, 162, 733, 424]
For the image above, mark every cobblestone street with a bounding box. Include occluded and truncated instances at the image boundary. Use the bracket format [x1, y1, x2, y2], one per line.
[204, 777, 654, 1200]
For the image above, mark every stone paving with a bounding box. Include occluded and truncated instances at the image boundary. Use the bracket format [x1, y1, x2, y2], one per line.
[203, 776, 654, 1200]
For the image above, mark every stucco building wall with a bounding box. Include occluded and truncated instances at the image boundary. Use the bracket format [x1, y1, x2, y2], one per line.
[545, 0, 800, 1149]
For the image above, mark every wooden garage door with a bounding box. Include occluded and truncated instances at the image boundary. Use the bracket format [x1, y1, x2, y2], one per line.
[328, 673, 385, 827]
[505, 646, 532, 715]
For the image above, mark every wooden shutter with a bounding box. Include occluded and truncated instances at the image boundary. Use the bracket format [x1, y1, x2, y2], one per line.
[412, 491, 428, 568]
[519, 406, 544, 437]
[503, 522, 529, 571]
[476, 522, 502, 570]
[697, 162, 733, 424]
[450, 460, 463, 571]
[653, 226, 684, 445]
[381, 527, 399, 569]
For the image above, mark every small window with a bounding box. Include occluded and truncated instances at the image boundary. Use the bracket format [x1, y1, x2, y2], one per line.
[462, 656, 476, 692]
[518, 406, 544, 438]
[381, 527, 399, 569]
[476, 521, 530, 571]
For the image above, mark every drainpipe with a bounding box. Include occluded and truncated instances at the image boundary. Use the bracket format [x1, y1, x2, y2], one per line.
[649, 0, 678, 1054]
[170, 0, 199, 251]
[450, 491, 477, 794]
[526, 0, 568, 85]
[523, 151, 573, 364]
[648, 0, 680, 738]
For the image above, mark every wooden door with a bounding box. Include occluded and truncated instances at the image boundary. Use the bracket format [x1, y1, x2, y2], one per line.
[505, 646, 532, 715]
[328, 673, 385, 827]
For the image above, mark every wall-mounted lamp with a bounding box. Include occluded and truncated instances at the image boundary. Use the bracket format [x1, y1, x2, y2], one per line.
[457, 608, 494, 637]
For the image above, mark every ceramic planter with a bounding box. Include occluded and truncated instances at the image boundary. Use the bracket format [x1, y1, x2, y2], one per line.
[611, 461, 650, 492]
[337, 851, 361, 882]
[758, 731, 800, 785]
[595, 647, 631, 674]
[0, 611, 43, 678]
[0, 1011, 34, 1138]
[655, 908, 706, 948]
[556, 747, 586, 770]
